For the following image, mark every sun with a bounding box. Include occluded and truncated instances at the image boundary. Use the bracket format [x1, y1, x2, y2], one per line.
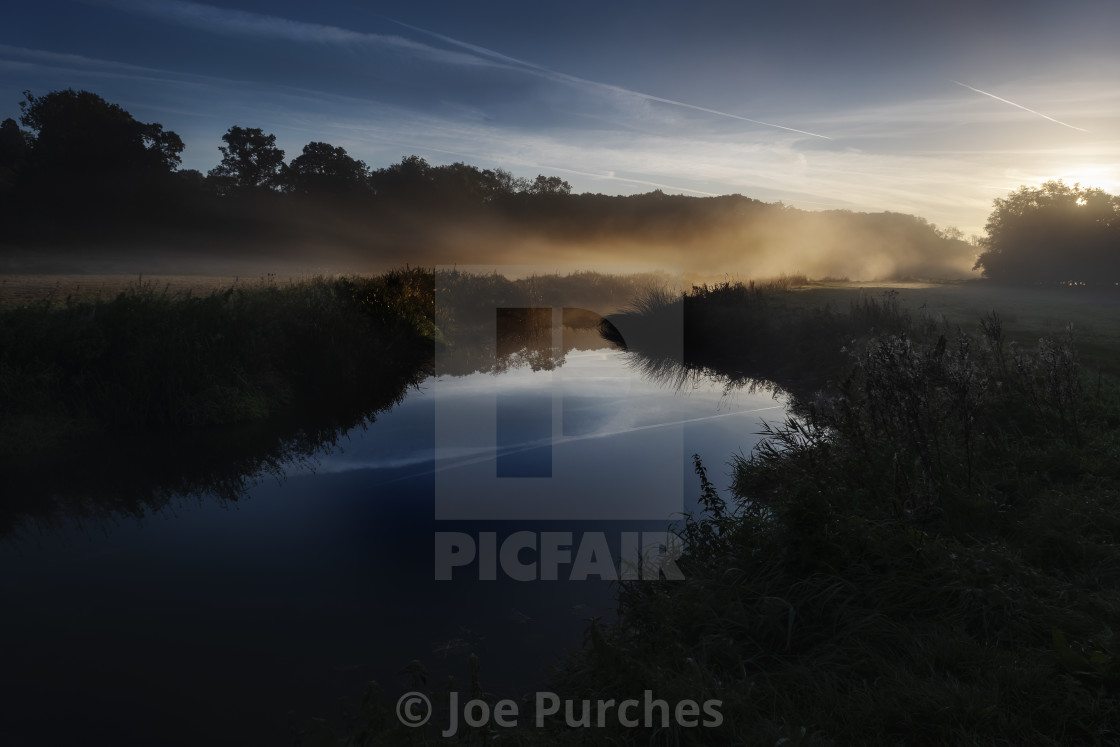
[1049, 166, 1118, 193]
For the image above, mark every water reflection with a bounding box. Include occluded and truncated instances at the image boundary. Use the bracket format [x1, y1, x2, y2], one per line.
[1, 355, 433, 542]
[0, 269, 789, 746]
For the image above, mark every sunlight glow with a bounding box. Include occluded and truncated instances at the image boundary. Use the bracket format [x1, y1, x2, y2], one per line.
[1048, 166, 1119, 193]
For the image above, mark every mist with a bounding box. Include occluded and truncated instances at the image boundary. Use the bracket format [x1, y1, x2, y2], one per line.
[1, 192, 977, 287]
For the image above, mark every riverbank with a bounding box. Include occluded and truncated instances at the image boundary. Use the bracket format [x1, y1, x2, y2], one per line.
[552, 282, 1120, 745]
[303, 279, 1120, 745]
[0, 269, 436, 460]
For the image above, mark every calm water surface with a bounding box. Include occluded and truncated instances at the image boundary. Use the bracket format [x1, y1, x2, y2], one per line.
[1, 346, 785, 745]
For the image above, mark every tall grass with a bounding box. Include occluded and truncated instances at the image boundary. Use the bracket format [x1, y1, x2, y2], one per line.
[0, 268, 436, 459]
[548, 290, 1120, 745]
[602, 282, 916, 400]
[299, 281, 1120, 745]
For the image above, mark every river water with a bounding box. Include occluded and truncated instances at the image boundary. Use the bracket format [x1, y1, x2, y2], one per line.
[1, 311, 786, 745]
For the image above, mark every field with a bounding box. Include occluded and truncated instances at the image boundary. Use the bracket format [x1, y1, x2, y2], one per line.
[0, 273, 310, 305]
[729, 278, 1120, 374]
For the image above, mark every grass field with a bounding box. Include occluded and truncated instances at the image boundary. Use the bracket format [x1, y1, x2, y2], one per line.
[757, 279, 1120, 375]
[0, 273, 315, 305]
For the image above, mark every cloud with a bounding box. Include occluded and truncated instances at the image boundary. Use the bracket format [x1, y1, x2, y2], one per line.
[7, 12, 1118, 240]
[95, 0, 502, 69]
[953, 80, 1090, 132]
[390, 18, 835, 140]
[101, 0, 835, 141]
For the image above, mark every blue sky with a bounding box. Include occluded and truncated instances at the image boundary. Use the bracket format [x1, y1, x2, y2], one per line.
[2, 0, 1118, 235]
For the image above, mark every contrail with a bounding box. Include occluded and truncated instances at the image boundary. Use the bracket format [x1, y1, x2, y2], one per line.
[953, 80, 1089, 132]
[390, 18, 833, 140]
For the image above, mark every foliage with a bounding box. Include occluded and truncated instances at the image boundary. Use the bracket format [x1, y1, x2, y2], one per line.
[548, 303, 1120, 745]
[208, 125, 287, 194]
[18, 88, 184, 176]
[0, 269, 436, 452]
[6, 89, 185, 235]
[0, 117, 30, 191]
[974, 180, 1120, 284]
[525, 174, 572, 196]
[285, 141, 370, 197]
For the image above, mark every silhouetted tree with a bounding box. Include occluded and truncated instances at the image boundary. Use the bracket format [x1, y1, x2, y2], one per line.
[19, 90, 183, 180]
[491, 167, 531, 197]
[142, 123, 185, 171]
[208, 126, 286, 194]
[370, 155, 432, 200]
[0, 117, 30, 194]
[12, 89, 185, 236]
[525, 174, 572, 196]
[284, 141, 369, 197]
[974, 181, 1120, 283]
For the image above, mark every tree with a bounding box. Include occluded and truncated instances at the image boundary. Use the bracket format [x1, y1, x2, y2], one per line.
[974, 180, 1120, 283]
[18, 89, 183, 180]
[12, 89, 185, 236]
[208, 126, 286, 194]
[141, 123, 185, 171]
[490, 167, 530, 197]
[525, 174, 572, 196]
[0, 117, 30, 193]
[284, 141, 368, 197]
[370, 155, 432, 199]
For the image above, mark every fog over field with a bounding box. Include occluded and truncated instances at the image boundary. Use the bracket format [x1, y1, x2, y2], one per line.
[0, 194, 978, 286]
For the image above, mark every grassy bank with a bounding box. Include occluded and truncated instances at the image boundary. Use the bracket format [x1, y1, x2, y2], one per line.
[0, 268, 436, 461]
[555, 284, 1120, 745]
[303, 281, 1120, 745]
[602, 278, 918, 400]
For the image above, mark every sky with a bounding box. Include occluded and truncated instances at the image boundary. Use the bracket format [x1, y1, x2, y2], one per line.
[2, 0, 1119, 237]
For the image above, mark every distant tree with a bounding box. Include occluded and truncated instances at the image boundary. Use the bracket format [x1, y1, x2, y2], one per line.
[491, 167, 531, 197]
[284, 141, 369, 197]
[525, 174, 572, 196]
[0, 117, 30, 193]
[0, 118, 29, 164]
[428, 162, 535, 206]
[174, 168, 207, 188]
[12, 89, 185, 237]
[141, 123, 185, 171]
[208, 126, 286, 194]
[429, 162, 490, 203]
[974, 180, 1120, 283]
[370, 155, 433, 200]
[18, 89, 183, 181]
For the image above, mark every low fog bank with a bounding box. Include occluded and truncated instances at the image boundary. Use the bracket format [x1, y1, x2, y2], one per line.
[0, 192, 977, 283]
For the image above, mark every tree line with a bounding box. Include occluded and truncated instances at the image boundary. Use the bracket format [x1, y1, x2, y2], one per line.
[6, 87, 1113, 284]
[0, 88, 577, 243]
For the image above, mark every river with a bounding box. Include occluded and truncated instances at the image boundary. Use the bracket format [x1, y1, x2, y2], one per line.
[0, 283, 786, 745]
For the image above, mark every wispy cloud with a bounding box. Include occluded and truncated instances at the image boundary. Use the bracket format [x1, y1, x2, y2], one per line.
[541, 167, 722, 197]
[101, 1, 834, 141]
[953, 80, 1090, 132]
[389, 18, 834, 141]
[96, 0, 501, 69]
